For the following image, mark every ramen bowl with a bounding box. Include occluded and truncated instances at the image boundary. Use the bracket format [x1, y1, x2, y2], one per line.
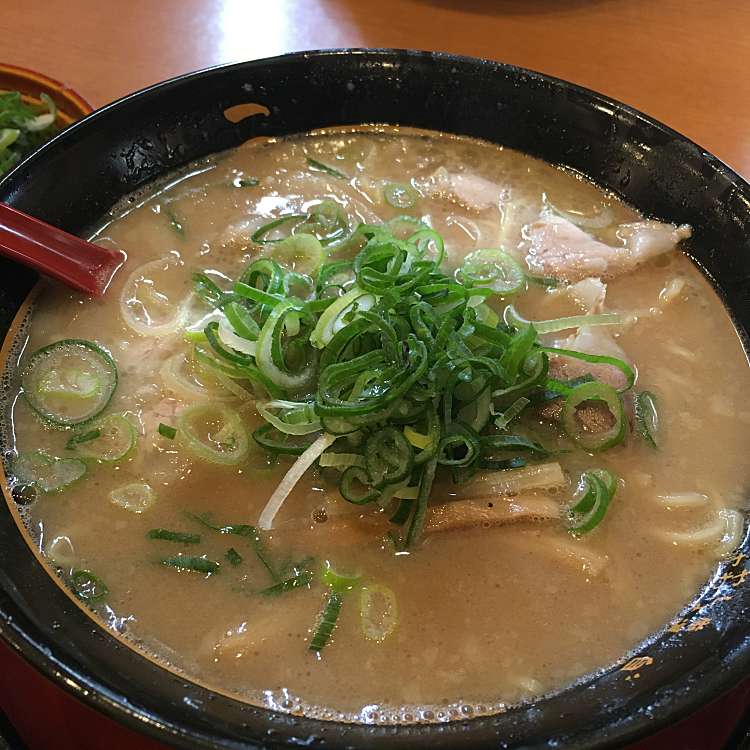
[0, 50, 749, 750]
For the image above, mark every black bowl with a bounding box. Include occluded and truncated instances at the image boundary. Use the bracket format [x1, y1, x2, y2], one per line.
[1, 49, 749, 750]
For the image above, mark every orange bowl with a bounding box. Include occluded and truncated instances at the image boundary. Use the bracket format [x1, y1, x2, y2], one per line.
[0, 62, 93, 127]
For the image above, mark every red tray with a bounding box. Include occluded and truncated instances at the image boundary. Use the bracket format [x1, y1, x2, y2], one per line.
[1, 639, 748, 750]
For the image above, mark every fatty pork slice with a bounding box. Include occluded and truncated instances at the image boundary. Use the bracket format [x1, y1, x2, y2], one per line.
[522, 214, 691, 282]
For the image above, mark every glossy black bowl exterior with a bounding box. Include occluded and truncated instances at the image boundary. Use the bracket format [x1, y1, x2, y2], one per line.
[1, 49, 749, 750]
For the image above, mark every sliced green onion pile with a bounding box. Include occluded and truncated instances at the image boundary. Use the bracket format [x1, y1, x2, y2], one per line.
[186, 217, 635, 543]
[0, 91, 59, 176]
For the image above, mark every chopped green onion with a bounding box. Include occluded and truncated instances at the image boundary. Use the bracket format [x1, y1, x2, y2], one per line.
[457, 249, 526, 296]
[635, 390, 659, 448]
[480, 433, 551, 457]
[561, 381, 625, 453]
[161, 555, 220, 575]
[225, 547, 243, 566]
[25, 93, 56, 132]
[256, 400, 321, 436]
[0, 128, 20, 152]
[306, 156, 347, 180]
[147, 528, 201, 544]
[306, 560, 360, 651]
[21, 339, 118, 427]
[301, 200, 351, 247]
[254, 299, 317, 392]
[321, 560, 361, 593]
[176, 404, 249, 465]
[493, 396, 531, 430]
[67, 415, 137, 462]
[13, 451, 86, 494]
[309, 591, 343, 651]
[437, 423, 481, 467]
[404, 457, 438, 548]
[309, 286, 375, 349]
[192, 272, 225, 307]
[540, 346, 635, 392]
[389, 498, 413, 525]
[383, 182, 417, 209]
[251, 214, 306, 244]
[65, 428, 102, 448]
[504, 305, 622, 335]
[233, 176, 259, 187]
[0, 92, 60, 177]
[360, 584, 398, 642]
[158, 422, 177, 440]
[527, 275, 559, 288]
[264, 234, 324, 276]
[110, 482, 155, 513]
[185, 512, 277, 581]
[339, 466, 380, 505]
[365, 427, 413, 488]
[260, 569, 313, 596]
[217, 318, 258, 357]
[566, 469, 618, 534]
[319, 452, 366, 469]
[403, 425, 433, 450]
[253, 423, 316, 455]
[71, 569, 109, 602]
[223, 300, 260, 341]
[165, 206, 184, 235]
[386, 215, 427, 238]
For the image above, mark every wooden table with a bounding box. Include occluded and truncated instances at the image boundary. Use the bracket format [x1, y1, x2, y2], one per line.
[2, 0, 749, 176]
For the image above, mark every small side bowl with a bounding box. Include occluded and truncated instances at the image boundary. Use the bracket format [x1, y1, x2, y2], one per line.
[0, 62, 93, 126]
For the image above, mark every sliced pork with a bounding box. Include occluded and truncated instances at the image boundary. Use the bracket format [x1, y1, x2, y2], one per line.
[522, 214, 691, 282]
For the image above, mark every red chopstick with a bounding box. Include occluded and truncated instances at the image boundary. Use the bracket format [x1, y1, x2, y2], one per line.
[0, 202, 125, 296]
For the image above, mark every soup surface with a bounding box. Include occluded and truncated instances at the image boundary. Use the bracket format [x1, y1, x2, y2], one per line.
[4, 127, 750, 723]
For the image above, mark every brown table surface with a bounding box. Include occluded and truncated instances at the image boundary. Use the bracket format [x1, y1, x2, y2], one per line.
[2, 0, 749, 177]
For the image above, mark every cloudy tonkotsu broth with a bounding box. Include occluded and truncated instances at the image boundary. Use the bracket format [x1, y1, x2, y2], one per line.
[4, 127, 749, 723]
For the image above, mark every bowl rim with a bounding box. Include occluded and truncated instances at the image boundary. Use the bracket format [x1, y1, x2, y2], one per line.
[1, 47, 750, 750]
